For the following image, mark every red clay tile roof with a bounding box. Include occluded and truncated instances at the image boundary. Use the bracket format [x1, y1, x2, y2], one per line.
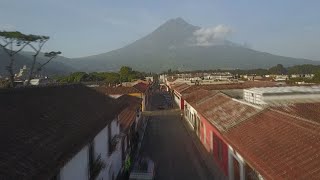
[116, 94, 142, 107]
[167, 77, 178, 82]
[172, 83, 191, 94]
[119, 109, 137, 131]
[117, 95, 142, 131]
[0, 84, 123, 180]
[182, 81, 279, 94]
[195, 93, 261, 132]
[271, 103, 320, 124]
[224, 109, 320, 180]
[133, 82, 149, 93]
[183, 89, 218, 106]
[133, 79, 150, 85]
[95, 86, 141, 95]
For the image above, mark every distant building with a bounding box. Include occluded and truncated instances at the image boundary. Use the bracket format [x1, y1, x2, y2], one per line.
[15, 65, 29, 79]
[145, 76, 154, 82]
[205, 72, 233, 81]
[27, 77, 52, 86]
[159, 74, 166, 83]
[274, 75, 288, 81]
[291, 74, 314, 78]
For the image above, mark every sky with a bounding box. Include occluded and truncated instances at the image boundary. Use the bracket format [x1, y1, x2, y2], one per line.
[0, 0, 319, 60]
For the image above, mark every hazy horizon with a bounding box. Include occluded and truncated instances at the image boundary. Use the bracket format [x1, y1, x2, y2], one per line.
[1, 0, 320, 61]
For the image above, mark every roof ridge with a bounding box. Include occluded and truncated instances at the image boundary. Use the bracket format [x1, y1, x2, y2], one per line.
[0, 83, 84, 93]
[195, 91, 221, 105]
[270, 108, 320, 127]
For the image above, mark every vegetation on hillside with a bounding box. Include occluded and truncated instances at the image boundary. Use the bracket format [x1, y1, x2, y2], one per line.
[55, 66, 151, 84]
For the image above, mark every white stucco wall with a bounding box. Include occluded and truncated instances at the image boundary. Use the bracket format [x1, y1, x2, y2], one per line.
[106, 118, 122, 180]
[185, 102, 197, 129]
[60, 146, 89, 180]
[108, 94, 122, 99]
[56, 118, 124, 180]
[111, 119, 119, 138]
[107, 145, 122, 180]
[174, 93, 180, 106]
[94, 126, 109, 180]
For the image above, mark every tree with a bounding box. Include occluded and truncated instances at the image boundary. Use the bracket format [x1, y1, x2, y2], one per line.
[104, 72, 120, 84]
[313, 71, 320, 83]
[25, 35, 50, 86]
[68, 72, 89, 83]
[287, 64, 320, 75]
[269, 64, 287, 75]
[33, 51, 61, 75]
[0, 31, 32, 87]
[119, 66, 132, 82]
[0, 31, 60, 87]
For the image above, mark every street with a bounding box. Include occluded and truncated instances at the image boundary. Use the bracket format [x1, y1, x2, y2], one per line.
[140, 92, 215, 180]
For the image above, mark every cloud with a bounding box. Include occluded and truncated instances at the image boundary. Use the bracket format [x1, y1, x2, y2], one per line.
[0, 24, 16, 31]
[193, 25, 232, 46]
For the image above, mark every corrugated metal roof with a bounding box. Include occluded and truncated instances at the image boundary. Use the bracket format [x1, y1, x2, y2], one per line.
[247, 86, 320, 94]
[182, 81, 279, 94]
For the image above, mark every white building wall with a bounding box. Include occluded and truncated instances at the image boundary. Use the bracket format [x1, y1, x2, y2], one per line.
[106, 119, 122, 180]
[184, 102, 197, 129]
[228, 145, 246, 180]
[108, 95, 122, 99]
[174, 93, 180, 106]
[59, 119, 123, 180]
[107, 146, 122, 180]
[60, 146, 89, 180]
[244, 90, 264, 105]
[94, 126, 109, 180]
[111, 120, 119, 138]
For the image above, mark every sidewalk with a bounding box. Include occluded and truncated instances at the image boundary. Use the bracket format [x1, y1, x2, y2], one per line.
[180, 115, 228, 180]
